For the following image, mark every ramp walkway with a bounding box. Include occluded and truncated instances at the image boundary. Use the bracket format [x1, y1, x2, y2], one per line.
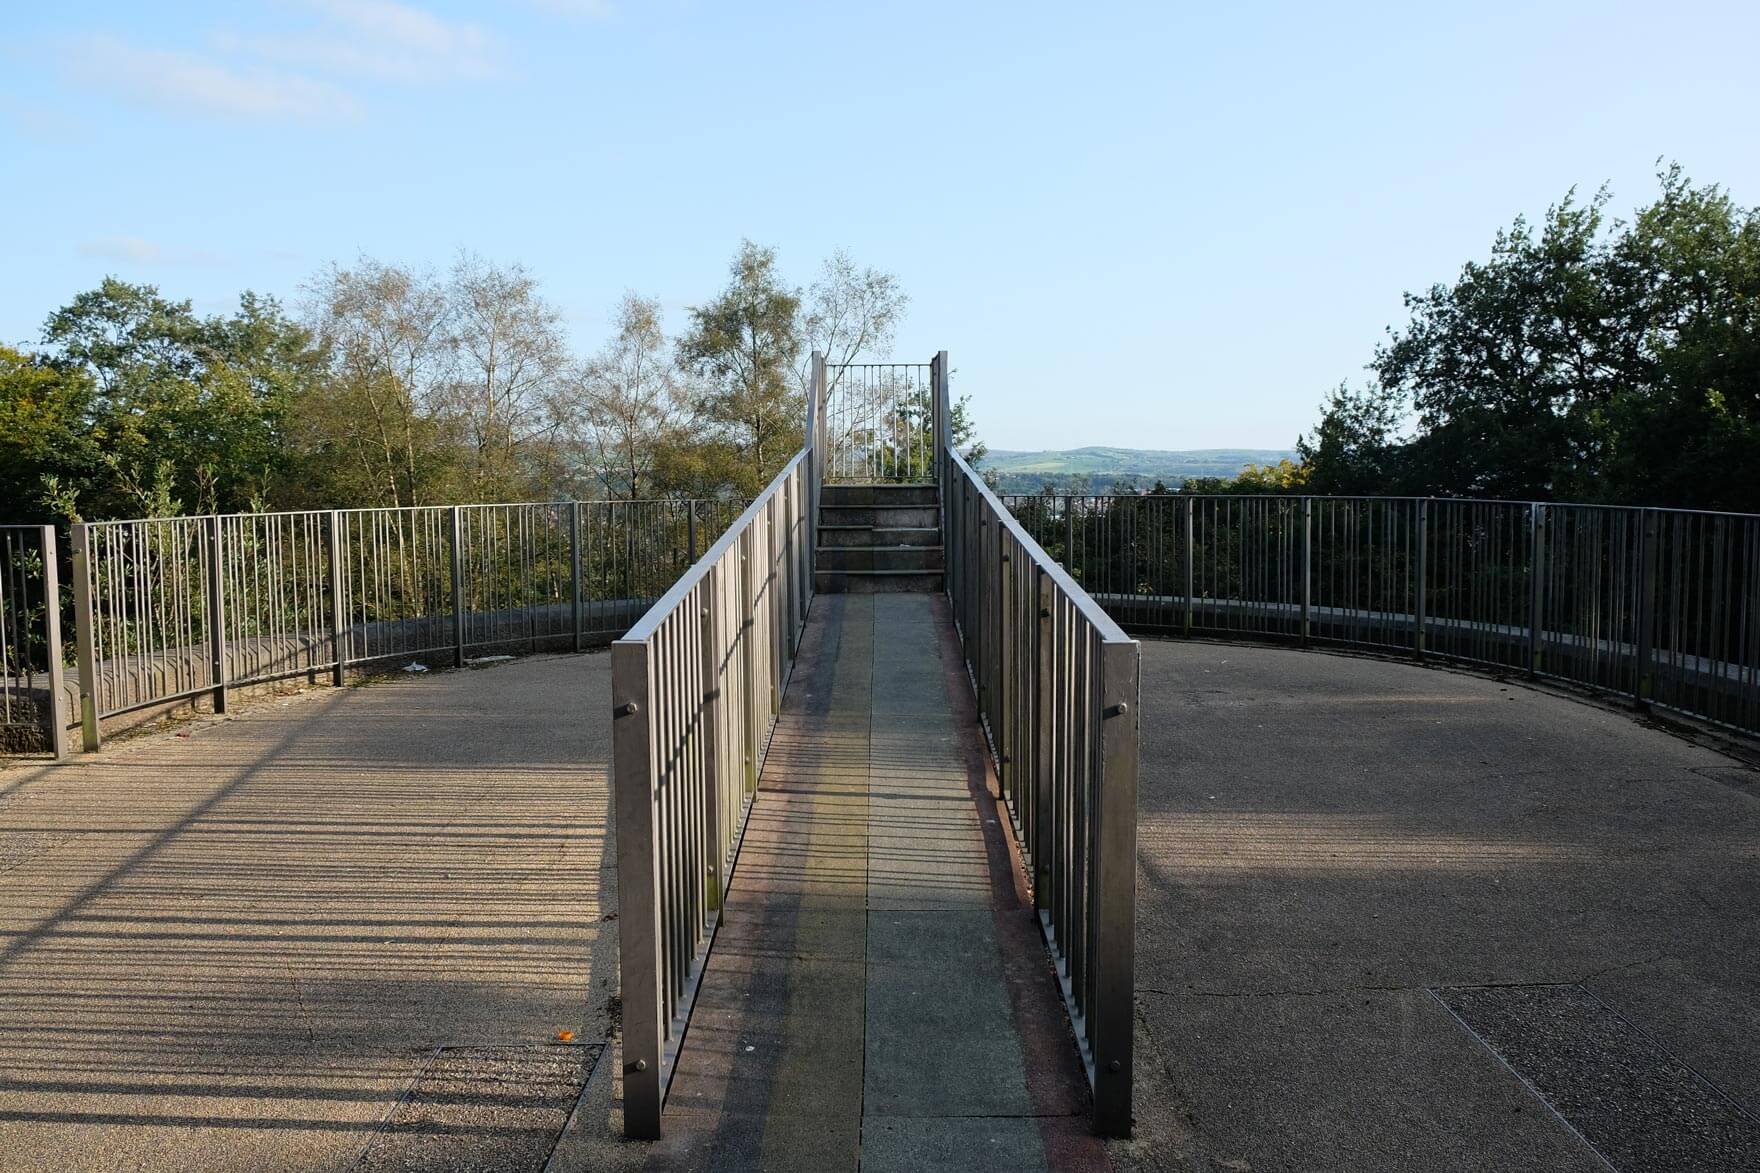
[639, 593, 1100, 1170]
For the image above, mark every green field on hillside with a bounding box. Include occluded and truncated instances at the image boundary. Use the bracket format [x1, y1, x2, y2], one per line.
[983, 447, 1295, 493]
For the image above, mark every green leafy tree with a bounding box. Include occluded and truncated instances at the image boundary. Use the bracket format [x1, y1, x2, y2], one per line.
[0, 346, 98, 522]
[676, 241, 803, 491]
[1299, 167, 1760, 511]
[38, 279, 318, 517]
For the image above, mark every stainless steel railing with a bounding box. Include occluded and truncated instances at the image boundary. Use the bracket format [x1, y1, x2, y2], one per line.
[1, 526, 67, 758]
[944, 452, 1141, 1138]
[1004, 493, 1760, 738]
[611, 452, 812, 1139]
[63, 498, 740, 751]
[820, 361, 938, 483]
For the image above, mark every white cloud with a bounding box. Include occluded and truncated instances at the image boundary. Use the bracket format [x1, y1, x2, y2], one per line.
[227, 0, 502, 82]
[78, 236, 227, 266]
[522, 0, 615, 17]
[71, 36, 359, 120]
[61, 1, 580, 123]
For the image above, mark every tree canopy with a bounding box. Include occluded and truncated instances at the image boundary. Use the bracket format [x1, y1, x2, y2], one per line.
[1299, 166, 1760, 511]
[0, 242, 946, 522]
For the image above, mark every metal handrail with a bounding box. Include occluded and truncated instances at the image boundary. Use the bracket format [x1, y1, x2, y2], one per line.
[942, 447, 1141, 1138]
[620, 454, 807, 642]
[610, 447, 812, 1140]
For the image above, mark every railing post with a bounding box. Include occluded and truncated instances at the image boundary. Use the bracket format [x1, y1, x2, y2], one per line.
[206, 516, 227, 715]
[1300, 498, 1312, 646]
[450, 506, 466, 669]
[933, 349, 952, 499]
[1528, 503, 1546, 679]
[570, 501, 584, 653]
[1093, 637, 1140, 1137]
[1182, 495, 1195, 636]
[70, 524, 100, 752]
[1033, 568, 1054, 901]
[1414, 499, 1429, 658]
[1634, 507, 1659, 707]
[39, 526, 68, 760]
[1064, 497, 1075, 576]
[328, 511, 346, 686]
[610, 638, 662, 1139]
[687, 500, 698, 562]
[808, 351, 826, 554]
[740, 536, 758, 792]
[700, 562, 724, 912]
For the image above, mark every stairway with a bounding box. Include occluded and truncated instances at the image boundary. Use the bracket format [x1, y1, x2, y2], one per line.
[814, 484, 944, 593]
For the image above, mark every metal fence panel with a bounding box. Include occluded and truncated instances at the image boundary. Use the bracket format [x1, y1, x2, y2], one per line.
[56, 497, 744, 751]
[0, 526, 66, 757]
[612, 455, 812, 1139]
[822, 362, 937, 483]
[1001, 492, 1760, 739]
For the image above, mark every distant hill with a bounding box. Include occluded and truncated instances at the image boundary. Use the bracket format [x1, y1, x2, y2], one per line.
[981, 447, 1296, 494]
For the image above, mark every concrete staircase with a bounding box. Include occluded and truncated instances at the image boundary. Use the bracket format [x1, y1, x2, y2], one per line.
[815, 484, 944, 593]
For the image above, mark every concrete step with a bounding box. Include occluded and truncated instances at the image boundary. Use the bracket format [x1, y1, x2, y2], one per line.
[819, 505, 940, 530]
[820, 483, 939, 508]
[816, 546, 945, 573]
[818, 525, 943, 549]
[814, 569, 945, 594]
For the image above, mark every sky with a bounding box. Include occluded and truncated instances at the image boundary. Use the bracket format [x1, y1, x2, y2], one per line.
[4, 0, 1759, 452]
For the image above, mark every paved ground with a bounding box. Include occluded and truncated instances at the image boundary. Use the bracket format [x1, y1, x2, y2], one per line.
[0, 655, 617, 1173]
[552, 593, 1103, 1172]
[9, 620, 1760, 1172]
[1124, 640, 1760, 1173]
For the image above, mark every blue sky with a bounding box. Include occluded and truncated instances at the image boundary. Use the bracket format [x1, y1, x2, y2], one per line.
[4, 1, 1758, 451]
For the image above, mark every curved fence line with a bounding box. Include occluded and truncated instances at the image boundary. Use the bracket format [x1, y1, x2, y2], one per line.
[48, 498, 740, 753]
[1003, 493, 1760, 737]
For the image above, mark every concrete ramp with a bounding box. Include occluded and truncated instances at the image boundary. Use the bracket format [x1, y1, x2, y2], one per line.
[634, 594, 1101, 1171]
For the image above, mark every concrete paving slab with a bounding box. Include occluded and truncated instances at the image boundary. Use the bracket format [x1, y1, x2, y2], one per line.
[1128, 639, 1760, 1172]
[863, 909, 1033, 1118]
[1439, 983, 1760, 1173]
[860, 1115, 1050, 1173]
[0, 653, 617, 1173]
[357, 1044, 599, 1173]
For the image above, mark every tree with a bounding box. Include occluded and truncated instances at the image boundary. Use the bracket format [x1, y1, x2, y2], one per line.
[38, 278, 315, 517]
[675, 241, 802, 490]
[1296, 382, 1406, 495]
[578, 294, 683, 499]
[444, 253, 569, 498]
[1297, 167, 1760, 511]
[796, 249, 909, 398]
[0, 346, 97, 522]
[299, 259, 458, 508]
